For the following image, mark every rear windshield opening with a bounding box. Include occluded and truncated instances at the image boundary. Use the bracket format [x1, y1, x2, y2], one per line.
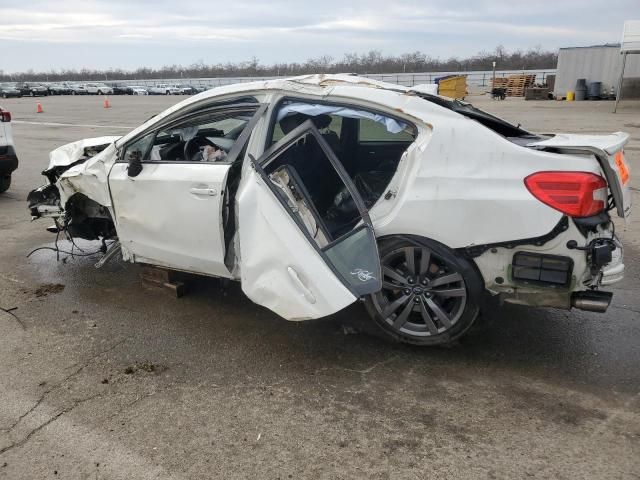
[415, 93, 544, 142]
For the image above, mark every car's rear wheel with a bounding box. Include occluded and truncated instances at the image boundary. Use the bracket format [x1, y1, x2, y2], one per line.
[364, 236, 483, 346]
[0, 175, 11, 193]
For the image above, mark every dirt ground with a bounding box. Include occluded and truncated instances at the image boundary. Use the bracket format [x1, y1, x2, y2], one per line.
[0, 92, 638, 479]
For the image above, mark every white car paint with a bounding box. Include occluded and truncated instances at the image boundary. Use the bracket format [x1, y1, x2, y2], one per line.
[130, 87, 149, 96]
[109, 161, 232, 278]
[149, 84, 181, 95]
[410, 84, 438, 95]
[84, 83, 114, 95]
[32, 74, 629, 322]
[48, 136, 121, 170]
[1, 105, 18, 192]
[237, 164, 356, 320]
[0, 108, 12, 147]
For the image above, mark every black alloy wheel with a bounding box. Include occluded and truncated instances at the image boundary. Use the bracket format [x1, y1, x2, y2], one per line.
[365, 236, 482, 346]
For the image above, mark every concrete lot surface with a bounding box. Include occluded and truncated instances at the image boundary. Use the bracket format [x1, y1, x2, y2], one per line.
[0, 93, 638, 479]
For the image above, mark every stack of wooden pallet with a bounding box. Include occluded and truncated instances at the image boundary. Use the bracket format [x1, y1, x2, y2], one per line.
[491, 77, 508, 88]
[504, 74, 536, 97]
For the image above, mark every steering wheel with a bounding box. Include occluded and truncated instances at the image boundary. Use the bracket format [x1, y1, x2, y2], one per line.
[183, 136, 219, 161]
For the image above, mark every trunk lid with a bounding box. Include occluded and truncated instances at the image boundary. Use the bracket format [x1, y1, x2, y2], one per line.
[528, 132, 631, 218]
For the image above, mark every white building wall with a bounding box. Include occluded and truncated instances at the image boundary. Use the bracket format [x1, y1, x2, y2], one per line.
[554, 44, 640, 98]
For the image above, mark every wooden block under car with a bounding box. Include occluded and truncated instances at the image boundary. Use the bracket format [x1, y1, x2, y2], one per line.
[140, 265, 188, 298]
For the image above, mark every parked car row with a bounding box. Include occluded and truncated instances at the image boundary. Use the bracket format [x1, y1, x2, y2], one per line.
[0, 82, 210, 98]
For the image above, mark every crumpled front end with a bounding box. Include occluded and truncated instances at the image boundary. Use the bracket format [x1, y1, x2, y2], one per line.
[28, 136, 119, 217]
[28, 136, 120, 241]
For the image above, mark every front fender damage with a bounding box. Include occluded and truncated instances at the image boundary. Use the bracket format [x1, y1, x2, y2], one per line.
[28, 137, 120, 243]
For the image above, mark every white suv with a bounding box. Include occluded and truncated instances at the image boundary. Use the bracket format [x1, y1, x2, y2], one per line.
[0, 105, 18, 193]
[84, 83, 113, 95]
[149, 84, 181, 95]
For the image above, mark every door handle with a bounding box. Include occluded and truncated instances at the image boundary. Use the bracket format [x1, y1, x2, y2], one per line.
[189, 187, 217, 196]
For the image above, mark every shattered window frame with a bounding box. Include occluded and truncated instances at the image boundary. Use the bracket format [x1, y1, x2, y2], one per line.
[118, 97, 263, 166]
[252, 119, 382, 297]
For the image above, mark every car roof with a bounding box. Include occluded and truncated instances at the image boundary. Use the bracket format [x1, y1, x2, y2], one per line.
[116, 74, 465, 148]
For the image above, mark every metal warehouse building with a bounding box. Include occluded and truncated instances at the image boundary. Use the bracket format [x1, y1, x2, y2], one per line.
[554, 44, 640, 99]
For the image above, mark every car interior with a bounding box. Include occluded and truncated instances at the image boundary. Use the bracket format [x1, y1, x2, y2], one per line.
[135, 111, 255, 163]
[262, 101, 417, 244]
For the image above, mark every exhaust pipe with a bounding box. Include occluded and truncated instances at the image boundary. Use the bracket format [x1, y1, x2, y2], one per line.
[571, 290, 613, 313]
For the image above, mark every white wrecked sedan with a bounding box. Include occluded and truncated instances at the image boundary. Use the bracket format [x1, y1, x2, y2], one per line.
[28, 74, 631, 346]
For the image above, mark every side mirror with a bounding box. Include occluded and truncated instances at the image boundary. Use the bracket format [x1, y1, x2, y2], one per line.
[127, 151, 143, 177]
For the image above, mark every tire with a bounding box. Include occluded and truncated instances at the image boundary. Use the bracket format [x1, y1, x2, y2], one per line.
[364, 236, 484, 346]
[0, 175, 11, 193]
[97, 90, 103, 95]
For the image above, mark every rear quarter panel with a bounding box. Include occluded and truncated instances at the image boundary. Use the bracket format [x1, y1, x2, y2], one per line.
[370, 115, 603, 249]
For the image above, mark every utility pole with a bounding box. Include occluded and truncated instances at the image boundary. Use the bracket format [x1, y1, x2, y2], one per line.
[492, 61, 496, 89]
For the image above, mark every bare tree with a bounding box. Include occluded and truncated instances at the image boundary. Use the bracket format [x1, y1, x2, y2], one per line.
[0, 46, 558, 82]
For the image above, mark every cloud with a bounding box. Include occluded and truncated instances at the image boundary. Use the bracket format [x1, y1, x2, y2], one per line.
[0, 0, 635, 71]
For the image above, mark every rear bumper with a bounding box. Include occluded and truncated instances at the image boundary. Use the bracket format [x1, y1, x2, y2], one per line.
[599, 239, 624, 285]
[0, 145, 18, 175]
[476, 215, 625, 312]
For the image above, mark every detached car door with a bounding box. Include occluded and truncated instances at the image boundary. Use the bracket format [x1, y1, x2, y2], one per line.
[109, 103, 266, 277]
[237, 120, 382, 320]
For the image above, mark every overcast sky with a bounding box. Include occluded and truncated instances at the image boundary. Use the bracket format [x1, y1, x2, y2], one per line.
[0, 0, 637, 73]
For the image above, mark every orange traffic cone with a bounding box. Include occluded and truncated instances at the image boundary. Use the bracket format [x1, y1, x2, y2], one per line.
[36, 102, 43, 113]
[103, 97, 110, 109]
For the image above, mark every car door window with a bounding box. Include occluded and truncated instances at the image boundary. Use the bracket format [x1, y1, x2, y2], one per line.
[122, 104, 264, 164]
[358, 117, 415, 142]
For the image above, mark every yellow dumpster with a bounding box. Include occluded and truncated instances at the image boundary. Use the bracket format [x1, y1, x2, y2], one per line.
[437, 75, 467, 99]
[566, 91, 575, 101]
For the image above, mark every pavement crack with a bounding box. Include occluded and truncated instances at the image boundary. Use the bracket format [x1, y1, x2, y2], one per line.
[0, 306, 25, 330]
[336, 355, 399, 374]
[0, 339, 126, 433]
[610, 304, 640, 315]
[100, 389, 162, 425]
[590, 391, 640, 437]
[0, 393, 102, 457]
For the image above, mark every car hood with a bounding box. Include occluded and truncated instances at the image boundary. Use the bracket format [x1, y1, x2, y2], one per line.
[48, 136, 121, 170]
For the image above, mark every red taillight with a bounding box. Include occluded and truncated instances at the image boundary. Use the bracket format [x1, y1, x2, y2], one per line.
[0, 109, 10, 122]
[524, 171, 607, 217]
